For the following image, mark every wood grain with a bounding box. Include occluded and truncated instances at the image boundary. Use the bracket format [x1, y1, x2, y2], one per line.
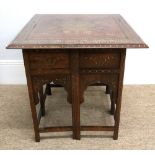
[7, 14, 148, 49]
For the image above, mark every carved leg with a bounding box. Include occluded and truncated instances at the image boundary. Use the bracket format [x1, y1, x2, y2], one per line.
[113, 50, 126, 140]
[71, 52, 80, 140]
[23, 51, 40, 142]
[39, 86, 45, 116]
[46, 83, 52, 95]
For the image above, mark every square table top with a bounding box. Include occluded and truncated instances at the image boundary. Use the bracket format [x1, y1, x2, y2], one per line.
[7, 14, 148, 49]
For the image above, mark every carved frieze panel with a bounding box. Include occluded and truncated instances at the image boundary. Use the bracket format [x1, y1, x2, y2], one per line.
[80, 52, 120, 69]
[29, 51, 69, 71]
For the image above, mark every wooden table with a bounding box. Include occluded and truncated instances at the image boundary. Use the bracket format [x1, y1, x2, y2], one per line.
[7, 14, 148, 142]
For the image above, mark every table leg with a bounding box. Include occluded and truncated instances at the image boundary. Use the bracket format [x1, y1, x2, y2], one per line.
[71, 52, 80, 140]
[46, 83, 52, 95]
[106, 85, 110, 94]
[110, 91, 115, 115]
[39, 87, 45, 116]
[113, 50, 126, 140]
[23, 51, 40, 142]
[28, 85, 40, 142]
[71, 75, 80, 139]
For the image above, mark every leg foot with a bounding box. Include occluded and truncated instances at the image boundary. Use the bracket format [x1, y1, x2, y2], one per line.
[35, 135, 40, 142]
[113, 133, 118, 140]
[73, 135, 81, 140]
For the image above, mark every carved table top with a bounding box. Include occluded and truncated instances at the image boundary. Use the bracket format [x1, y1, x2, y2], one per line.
[7, 14, 148, 49]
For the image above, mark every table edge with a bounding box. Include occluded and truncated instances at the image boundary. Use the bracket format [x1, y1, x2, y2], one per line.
[6, 43, 149, 49]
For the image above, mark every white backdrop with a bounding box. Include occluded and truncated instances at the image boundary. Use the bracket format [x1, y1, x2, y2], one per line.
[0, 0, 154, 84]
